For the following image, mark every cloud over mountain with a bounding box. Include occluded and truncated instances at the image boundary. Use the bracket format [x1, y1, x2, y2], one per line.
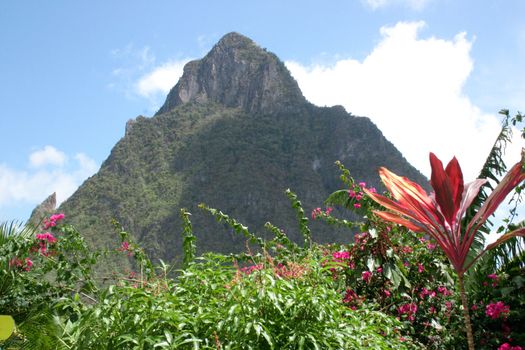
[286, 21, 511, 180]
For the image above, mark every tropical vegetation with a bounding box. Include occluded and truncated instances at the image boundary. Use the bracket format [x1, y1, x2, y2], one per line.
[1, 110, 524, 349]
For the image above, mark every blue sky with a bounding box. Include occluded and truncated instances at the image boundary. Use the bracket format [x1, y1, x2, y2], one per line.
[1, 0, 524, 222]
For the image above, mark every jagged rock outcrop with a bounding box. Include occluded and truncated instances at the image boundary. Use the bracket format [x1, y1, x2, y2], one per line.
[157, 32, 306, 115]
[29, 192, 56, 226]
[59, 33, 428, 266]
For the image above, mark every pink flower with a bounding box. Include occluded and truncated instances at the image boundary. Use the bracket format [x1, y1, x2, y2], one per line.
[332, 251, 350, 261]
[118, 241, 133, 256]
[25, 258, 33, 271]
[487, 273, 499, 287]
[499, 343, 523, 350]
[348, 190, 356, 198]
[355, 194, 363, 201]
[240, 263, 263, 275]
[362, 270, 372, 283]
[401, 246, 413, 254]
[50, 213, 65, 222]
[36, 232, 57, 244]
[368, 187, 377, 193]
[325, 207, 333, 215]
[9, 257, 32, 271]
[311, 207, 322, 219]
[437, 286, 451, 296]
[42, 213, 65, 229]
[471, 305, 478, 311]
[426, 243, 436, 251]
[343, 288, 358, 303]
[383, 289, 391, 297]
[398, 303, 418, 322]
[418, 263, 424, 273]
[376, 266, 383, 273]
[353, 203, 361, 209]
[358, 182, 367, 188]
[486, 301, 510, 319]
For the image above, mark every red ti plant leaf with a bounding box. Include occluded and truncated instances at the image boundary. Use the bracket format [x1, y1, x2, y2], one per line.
[365, 149, 525, 350]
[364, 150, 525, 275]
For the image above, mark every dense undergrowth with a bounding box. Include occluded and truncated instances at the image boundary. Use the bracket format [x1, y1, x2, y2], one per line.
[1, 111, 524, 349]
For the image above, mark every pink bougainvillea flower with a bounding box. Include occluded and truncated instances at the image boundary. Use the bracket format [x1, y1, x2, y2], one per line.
[361, 270, 372, 283]
[486, 301, 510, 319]
[36, 232, 57, 244]
[50, 213, 65, 222]
[42, 213, 65, 229]
[418, 263, 424, 273]
[398, 302, 418, 322]
[498, 344, 523, 350]
[332, 251, 350, 261]
[364, 152, 525, 275]
[239, 263, 263, 275]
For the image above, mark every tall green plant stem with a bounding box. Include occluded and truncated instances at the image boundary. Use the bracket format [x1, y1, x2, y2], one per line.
[458, 273, 475, 350]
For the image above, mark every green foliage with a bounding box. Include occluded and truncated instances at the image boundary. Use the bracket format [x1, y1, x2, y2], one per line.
[285, 189, 312, 248]
[180, 209, 196, 268]
[0, 218, 98, 349]
[56, 252, 416, 349]
[58, 96, 427, 264]
[2, 109, 524, 349]
[198, 203, 265, 248]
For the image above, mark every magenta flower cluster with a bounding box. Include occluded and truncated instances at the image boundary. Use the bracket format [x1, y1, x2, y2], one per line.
[347, 181, 376, 209]
[398, 302, 418, 322]
[240, 263, 264, 275]
[485, 301, 510, 320]
[42, 213, 65, 230]
[117, 241, 134, 256]
[35, 231, 58, 256]
[311, 207, 333, 219]
[9, 257, 33, 271]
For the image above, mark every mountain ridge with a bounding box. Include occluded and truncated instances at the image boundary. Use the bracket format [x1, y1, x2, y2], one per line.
[56, 32, 427, 265]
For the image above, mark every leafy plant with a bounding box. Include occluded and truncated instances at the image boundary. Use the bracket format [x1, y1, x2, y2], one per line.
[364, 152, 525, 349]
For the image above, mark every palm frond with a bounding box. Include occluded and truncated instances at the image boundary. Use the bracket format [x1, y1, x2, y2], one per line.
[465, 110, 525, 272]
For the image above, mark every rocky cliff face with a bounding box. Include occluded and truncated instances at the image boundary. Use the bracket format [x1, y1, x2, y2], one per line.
[29, 192, 56, 226]
[59, 33, 427, 265]
[157, 32, 306, 115]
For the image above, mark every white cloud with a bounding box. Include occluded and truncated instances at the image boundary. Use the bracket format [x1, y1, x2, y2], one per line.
[286, 21, 525, 180]
[133, 59, 190, 112]
[0, 147, 99, 219]
[29, 145, 67, 168]
[363, 0, 431, 10]
[135, 60, 188, 99]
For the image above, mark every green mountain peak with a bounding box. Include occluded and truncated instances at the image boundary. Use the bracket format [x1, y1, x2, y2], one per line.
[57, 33, 427, 267]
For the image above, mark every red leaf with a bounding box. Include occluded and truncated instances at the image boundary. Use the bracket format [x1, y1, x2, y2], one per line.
[430, 153, 456, 226]
[485, 228, 525, 251]
[467, 156, 525, 235]
[372, 210, 423, 232]
[445, 156, 464, 217]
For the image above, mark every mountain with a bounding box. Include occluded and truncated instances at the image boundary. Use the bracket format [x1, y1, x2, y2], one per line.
[58, 32, 427, 264]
